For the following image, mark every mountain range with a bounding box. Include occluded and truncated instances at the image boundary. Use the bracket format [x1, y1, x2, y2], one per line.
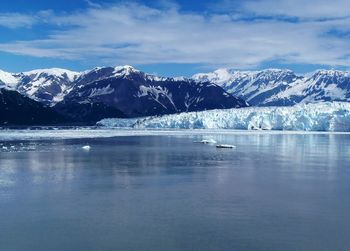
[193, 68, 350, 106]
[1, 65, 350, 125]
[0, 66, 247, 124]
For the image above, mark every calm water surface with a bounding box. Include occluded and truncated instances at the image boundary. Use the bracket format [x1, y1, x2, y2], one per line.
[0, 130, 350, 251]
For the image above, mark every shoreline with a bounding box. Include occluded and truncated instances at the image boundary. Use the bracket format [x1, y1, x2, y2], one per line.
[0, 128, 350, 143]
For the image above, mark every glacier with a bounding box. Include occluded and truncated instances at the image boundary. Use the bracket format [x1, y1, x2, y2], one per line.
[97, 102, 350, 132]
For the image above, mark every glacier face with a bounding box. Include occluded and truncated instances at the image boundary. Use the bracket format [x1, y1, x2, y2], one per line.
[97, 102, 350, 132]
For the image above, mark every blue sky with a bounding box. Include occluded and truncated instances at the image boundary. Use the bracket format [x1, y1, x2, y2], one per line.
[0, 0, 350, 76]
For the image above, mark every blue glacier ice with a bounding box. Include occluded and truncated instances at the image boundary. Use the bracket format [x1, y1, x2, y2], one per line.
[97, 102, 350, 132]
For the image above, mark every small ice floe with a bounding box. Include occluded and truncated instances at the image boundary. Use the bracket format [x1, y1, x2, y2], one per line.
[194, 139, 217, 144]
[216, 144, 236, 149]
[82, 145, 91, 150]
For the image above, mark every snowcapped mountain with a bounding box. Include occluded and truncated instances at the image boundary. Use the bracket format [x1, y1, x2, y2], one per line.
[0, 68, 80, 105]
[16, 68, 81, 105]
[74, 65, 166, 87]
[0, 65, 247, 122]
[193, 68, 350, 106]
[55, 65, 247, 121]
[264, 70, 350, 105]
[0, 70, 18, 88]
[0, 65, 171, 116]
[2, 64, 350, 124]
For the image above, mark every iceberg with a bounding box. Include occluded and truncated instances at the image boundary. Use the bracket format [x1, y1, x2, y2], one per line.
[97, 102, 350, 132]
[194, 139, 217, 144]
[82, 145, 91, 150]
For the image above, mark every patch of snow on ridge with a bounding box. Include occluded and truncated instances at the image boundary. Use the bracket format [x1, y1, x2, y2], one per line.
[97, 102, 350, 132]
[193, 68, 300, 105]
[113, 65, 138, 76]
[112, 65, 168, 82]
[0, 70, 19, 87]
[22, 68, 81, 82]
[138, 85, 177, 110]
[88, 85, 114, 97]
[193, 68, 236, 85]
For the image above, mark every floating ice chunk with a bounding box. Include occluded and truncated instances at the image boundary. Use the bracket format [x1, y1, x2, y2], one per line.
[195, 139, 217, 144]
[216, 144, 236, 149]
[82, 145, 91, 150]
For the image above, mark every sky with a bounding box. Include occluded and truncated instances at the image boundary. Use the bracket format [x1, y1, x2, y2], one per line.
[0, 0, 350, 77]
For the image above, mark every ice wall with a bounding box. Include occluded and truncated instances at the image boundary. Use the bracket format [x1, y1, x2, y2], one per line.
[97, 102, 350, 132]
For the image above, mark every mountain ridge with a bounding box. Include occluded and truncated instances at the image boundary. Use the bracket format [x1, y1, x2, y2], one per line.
[57, 68, 247, 119]
[3, 65, 350, 107]
[0, 88, 68, 125]
[0, 65, 247, 122]
[193, 68, 350, 106]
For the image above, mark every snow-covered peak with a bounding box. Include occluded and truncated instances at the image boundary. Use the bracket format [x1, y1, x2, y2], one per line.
[193, 68, 296, 85]
[113, 65, 148, 79]
[112, 65, 171, 82]
[78, 67, 106, 79]
[11, 68, 82, 105]
[4, 65, 350, 109]
[172, 76, 190, 82]
[251, 69, 298, 81]
[192, 68, 300, 105]
[0, 69, 19, 87]
[22, 68, 81, 82]
[80, 65, 138, 75]
[73, 65, 170, 91]
[83, 66, 103, 73]
[308, 69, 350, 81]
[113, 65, 138, 75]
[313, 69, 350, 75]
[257, 68, 294, 73]
[193, 68, 233, 84]
[192, 68, 235, 84]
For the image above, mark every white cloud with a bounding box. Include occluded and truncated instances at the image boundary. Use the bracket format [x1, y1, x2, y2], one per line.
[240, 0, 350, 19]
[0, 13, 37, 28]
[84, 0, 102, 9]
[0, 1, 349, 69]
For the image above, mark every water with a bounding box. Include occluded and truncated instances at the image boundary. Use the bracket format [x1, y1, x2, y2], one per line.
[1, 130, 350, 251]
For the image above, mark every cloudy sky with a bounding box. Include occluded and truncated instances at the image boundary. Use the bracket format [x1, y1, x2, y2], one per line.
[0, 0, 350, 76]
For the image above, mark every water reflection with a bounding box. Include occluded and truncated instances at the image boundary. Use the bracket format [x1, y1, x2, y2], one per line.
[1, 134, 350, 188]
[0, 133, 350, 251]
